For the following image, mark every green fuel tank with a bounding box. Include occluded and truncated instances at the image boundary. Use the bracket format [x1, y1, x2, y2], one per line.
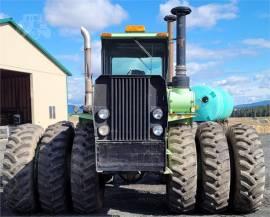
[191, 85, 234, 121]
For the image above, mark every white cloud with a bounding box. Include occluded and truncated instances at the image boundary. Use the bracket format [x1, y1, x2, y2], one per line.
[159, 0, 238, 28]
[170, 40, 257, 79]
[68, 76, 84, 104]
[44, 0, 128, 33]
[242, 38, 270, 49]
[160, 0, 188, 18]
[255, 71, 270, 88]
[0, 12, 8, 19]
[212, 70, 270, 105]
[188, 61, 219, 75]
[187, 44, 257, 60]
[215, 76, 248, 87]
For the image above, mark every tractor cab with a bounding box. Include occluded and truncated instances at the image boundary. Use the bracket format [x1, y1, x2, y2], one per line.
[100, 26, 168, 78]
[93, 26, 169, 172]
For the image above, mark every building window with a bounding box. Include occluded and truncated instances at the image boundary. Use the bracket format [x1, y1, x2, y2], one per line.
[49, 106, 56, 119]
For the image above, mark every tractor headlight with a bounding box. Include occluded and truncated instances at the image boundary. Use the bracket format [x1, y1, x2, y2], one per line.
[152, 125, 163, 136]
[98, 109, 110, 120]
[152, 108, 163, 120]
[98, 125, 110, 136]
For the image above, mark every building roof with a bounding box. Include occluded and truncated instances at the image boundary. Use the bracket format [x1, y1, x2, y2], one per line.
[0, 18, 72, 76]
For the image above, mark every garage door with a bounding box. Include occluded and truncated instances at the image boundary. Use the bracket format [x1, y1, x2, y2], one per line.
[0, 69, 32, 125]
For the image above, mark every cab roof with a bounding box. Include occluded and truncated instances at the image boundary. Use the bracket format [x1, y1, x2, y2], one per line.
[101, 25, 168, 39]
[101, 32, 168, 39]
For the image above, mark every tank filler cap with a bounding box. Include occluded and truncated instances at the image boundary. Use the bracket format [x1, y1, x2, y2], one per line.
[171, 6, 192, 16]
[164, 15, 176, 22]
[202, 96, 209, 103]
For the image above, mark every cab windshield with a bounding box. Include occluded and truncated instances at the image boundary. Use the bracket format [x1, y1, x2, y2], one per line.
[102, 39, 167, 77]
[112, 57, 162, 75]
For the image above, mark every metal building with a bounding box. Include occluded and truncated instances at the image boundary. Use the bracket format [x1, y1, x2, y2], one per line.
[0, 18, 71, 129]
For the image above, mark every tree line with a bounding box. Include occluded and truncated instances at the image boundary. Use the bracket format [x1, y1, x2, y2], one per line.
[232, 105, 270, 117]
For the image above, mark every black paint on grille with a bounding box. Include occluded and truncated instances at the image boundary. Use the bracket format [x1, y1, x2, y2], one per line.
[111, 77, 150, 141]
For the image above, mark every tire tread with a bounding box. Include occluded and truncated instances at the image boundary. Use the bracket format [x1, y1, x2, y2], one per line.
[196, 121, 231, 213]
[3, 124, 43, 213]
[226, 124, 265, 213]
[37, 121, 74, 214]
[71, 122, 103, 214]
[167, 125, 197, 213]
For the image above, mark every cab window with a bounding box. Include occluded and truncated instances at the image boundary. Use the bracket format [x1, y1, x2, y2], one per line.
[102, 39, 167, 77]
[112, 57, 162, 75]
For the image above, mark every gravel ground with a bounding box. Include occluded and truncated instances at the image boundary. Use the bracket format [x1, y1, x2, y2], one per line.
[0, 134, 269, 217]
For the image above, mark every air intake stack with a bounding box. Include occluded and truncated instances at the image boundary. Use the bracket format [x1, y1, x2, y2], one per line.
[167, 6, 195, 118]
[171, 6, 191, 88]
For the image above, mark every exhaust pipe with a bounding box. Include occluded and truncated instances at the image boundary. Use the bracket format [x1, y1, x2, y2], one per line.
[171, 6, 191, 88]
[164, 15, 176, 83]
[81, 26, 93, 113]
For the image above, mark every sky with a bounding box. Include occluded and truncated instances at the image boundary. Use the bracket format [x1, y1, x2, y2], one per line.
[0, 0, 270, 105]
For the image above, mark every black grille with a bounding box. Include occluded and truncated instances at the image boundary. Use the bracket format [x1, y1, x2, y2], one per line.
[111, 77, 150, 141]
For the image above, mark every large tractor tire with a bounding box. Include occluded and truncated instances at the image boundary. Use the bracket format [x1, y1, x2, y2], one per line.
[226, 124, 265, 213]
[167, 125, 197, 213]
[71, 122, 104, 214]
[196, 121, 231, 213]
[2, 124, 43, 213]
[37, 121, 74, 214]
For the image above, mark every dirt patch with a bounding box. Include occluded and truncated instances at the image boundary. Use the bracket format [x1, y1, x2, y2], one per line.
[229, 117, 270, 134]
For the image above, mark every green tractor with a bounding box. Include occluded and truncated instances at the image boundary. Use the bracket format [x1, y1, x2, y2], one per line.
[3, 6, 265, 215]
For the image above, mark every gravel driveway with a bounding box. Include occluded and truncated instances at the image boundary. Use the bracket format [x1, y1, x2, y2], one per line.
[1, 135, 270, 217]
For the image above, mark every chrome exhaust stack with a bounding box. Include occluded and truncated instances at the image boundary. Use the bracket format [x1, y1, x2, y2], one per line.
[81, 26, 93, 113]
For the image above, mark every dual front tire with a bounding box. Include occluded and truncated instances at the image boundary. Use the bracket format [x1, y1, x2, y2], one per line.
[37, 121, 74, 213]
[227, 124, 265, 213]
[196, 122, 230, 213]
[167, 125, 197, 213]
[167, 122, 265, 214]
[3, 121, 102, 214]
[70, 122, 103, 214]
[3, 124, 43, 213]
[37, 121, 103, 214]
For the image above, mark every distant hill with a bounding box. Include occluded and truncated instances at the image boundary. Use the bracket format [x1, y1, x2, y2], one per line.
[235, 100, 270, 109]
